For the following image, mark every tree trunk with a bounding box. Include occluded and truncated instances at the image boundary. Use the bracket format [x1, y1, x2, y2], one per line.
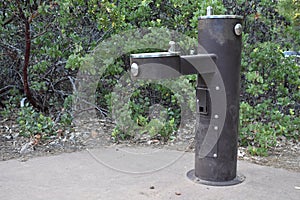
[17, 0, 41, 110]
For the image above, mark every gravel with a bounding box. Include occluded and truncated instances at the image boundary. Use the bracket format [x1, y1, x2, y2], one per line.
[0, 118, 299, 172]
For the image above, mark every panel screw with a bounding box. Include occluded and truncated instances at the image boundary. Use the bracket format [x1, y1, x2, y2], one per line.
[131, 63, 139, 77]
[234, 23, 243, 36]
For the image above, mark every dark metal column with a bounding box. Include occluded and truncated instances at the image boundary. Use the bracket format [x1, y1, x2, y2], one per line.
[188, 16, 244, 186]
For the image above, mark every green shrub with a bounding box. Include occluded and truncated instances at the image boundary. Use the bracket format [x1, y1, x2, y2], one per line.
[240, 40, 300, 156]
[17, 95, 74, 139]
[18, 104, 56, 138]
[108, 80, 187, 142]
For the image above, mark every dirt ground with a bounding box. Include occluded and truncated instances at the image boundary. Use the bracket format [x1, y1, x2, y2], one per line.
[0, 118, 299, 172]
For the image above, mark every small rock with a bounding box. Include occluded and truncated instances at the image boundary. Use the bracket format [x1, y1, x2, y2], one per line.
[69, 133, 75, 140]
[82, 132, 90, 139]
[238, 149, 245, 158]
[149, 186, 155, 190]
[20, 157, 29, 162]
[5, 134, 13, 140]
[13, 133, 19, 139]
[147, 140, 160, 145]
[20, 142, 34, 154]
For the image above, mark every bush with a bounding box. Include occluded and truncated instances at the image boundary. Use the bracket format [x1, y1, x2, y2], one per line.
[107, 77, 195, 142]
[18, 104, 55, 138]
[240, 39, 300, 155]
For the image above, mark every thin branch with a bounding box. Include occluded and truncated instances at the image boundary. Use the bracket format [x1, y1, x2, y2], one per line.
[2, 15, 15, 27]
[53, 77, 70, 88]
[0, 42, 22, 54]
[76, 99, 108, 118]
[68, 76, 77, 93]
[32, 21, 51, 39]
[0, 85, 15, 95]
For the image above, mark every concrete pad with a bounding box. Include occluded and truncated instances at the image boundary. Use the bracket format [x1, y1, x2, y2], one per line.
[0, 146, 299, 200]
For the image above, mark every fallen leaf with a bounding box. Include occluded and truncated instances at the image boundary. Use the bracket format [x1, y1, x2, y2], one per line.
[33, 134, 41, 145]
[91, 130, 98, 138]
[175, 192, 181, 196]
[56, 129, 64, 137]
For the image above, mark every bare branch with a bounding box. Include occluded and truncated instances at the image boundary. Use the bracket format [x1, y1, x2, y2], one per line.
[0, 42, 22, 54]
[79, 99, 108, 118]
[32, 21, 52, 39]
[0, 85, 15, 95]
[68, 76, 77, 93]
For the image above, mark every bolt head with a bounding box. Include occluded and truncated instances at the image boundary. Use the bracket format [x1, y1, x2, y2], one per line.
[131, 63, 139, 77]
[234, 23, 243, 36]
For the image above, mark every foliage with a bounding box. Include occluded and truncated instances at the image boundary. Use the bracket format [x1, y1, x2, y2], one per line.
[108, 75, 195, 141]
[92, 25, 197, 141]
[1, 0, 224, 141]
[0, 89, 23, 119]
[17, 97, 73, 138]
[278, 0, 300, 28]
[240, 41, 300, 155]
[18, 104, 55, 137]
[226, 0, 300, 155]
[129, 83, 181, 125]
[128, 83, 180, 141]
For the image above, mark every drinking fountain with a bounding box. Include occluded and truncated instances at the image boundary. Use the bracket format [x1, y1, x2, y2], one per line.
[130, 7, 244, 186]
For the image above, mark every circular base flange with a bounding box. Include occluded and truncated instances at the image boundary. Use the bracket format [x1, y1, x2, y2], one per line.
[187, 169, 245, 186]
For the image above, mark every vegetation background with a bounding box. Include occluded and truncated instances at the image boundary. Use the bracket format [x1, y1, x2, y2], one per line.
[0, 0, 299, 156]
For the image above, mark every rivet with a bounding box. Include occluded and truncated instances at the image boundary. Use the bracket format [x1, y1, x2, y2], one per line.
[214, 126, 218, 131]
[213, 153, 217, 158]
[216, 86, 220, 91]
[214, 114, 219, 119]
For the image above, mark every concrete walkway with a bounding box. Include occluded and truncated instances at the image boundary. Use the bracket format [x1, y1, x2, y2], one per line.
[0, 146, 299, 200]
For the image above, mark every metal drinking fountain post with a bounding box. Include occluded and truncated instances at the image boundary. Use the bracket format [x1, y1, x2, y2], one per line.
[130, 7, 244, 186]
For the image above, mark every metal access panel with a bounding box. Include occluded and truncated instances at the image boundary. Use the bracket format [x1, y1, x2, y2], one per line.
[196, 87, 209, 115]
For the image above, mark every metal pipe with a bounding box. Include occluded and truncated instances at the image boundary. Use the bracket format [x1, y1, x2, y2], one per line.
[206, 6, 213, 16]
